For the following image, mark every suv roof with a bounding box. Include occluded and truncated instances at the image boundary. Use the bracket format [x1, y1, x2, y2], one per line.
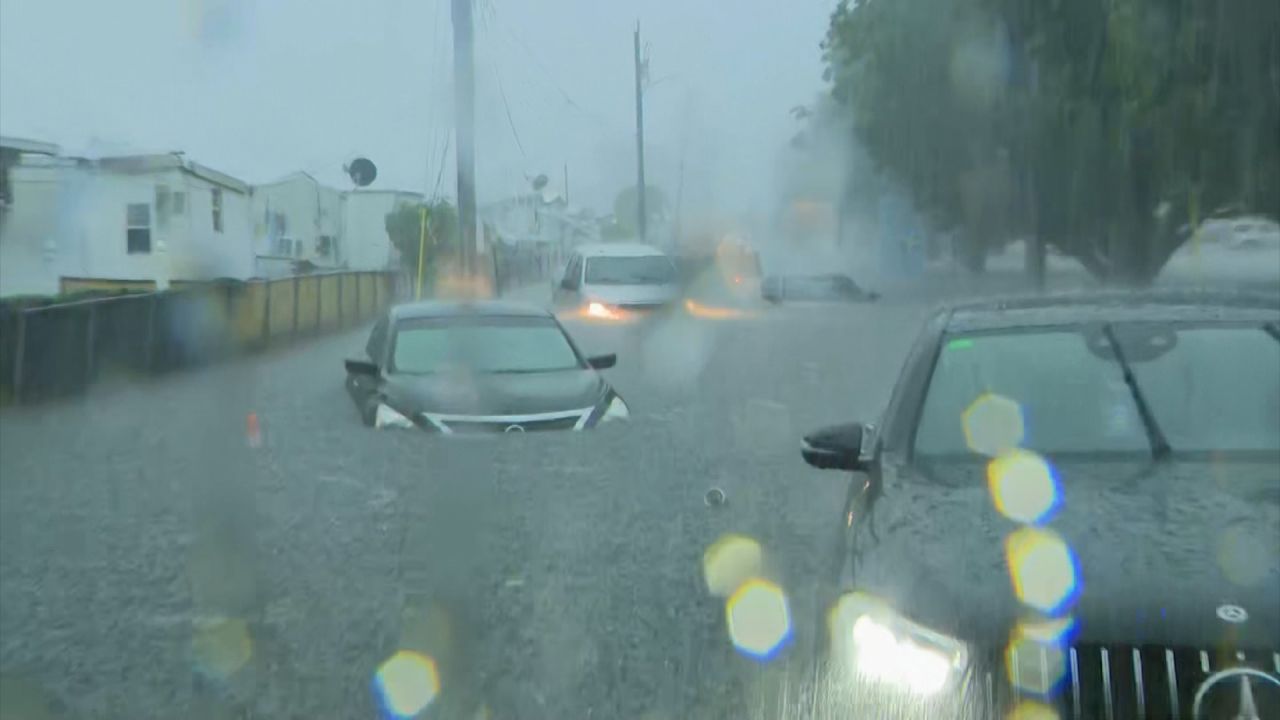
[575, 242, 668, 258]
[943, 289, 1280, 333]
[390, 299, 551, 321]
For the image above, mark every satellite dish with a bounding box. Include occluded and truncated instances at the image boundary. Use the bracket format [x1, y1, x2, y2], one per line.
[346, 157, 377, 187]
[531, 174, 549, 191]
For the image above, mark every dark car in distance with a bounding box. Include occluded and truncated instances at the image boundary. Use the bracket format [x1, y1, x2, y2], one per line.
[345, 300, 629, 433]
[761, 273, 879, 304]
[799, 290, 1280, 719]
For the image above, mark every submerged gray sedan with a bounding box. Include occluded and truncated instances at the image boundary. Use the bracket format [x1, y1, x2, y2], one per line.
[345, 300, 629, 433]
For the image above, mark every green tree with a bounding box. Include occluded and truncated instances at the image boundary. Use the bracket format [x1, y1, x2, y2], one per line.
[823, 0, 1280, 283]
[385, 200, 458, 278]
[612, 185, 668, 237]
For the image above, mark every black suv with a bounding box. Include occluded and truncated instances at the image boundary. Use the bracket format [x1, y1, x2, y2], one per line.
[800, 291, 1280, 719]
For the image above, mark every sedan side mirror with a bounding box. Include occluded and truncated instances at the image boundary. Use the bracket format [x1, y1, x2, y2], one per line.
[345, 358, 380, 377]
[802, 422, 869, 471]
[587, 353, 617, 370]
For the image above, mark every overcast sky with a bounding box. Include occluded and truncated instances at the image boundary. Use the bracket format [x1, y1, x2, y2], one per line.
[0, 0, 836, 216]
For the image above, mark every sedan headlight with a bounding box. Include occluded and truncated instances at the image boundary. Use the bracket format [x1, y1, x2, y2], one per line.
[374, 403, 416, 429]
[830, 593, 968, 696]
[598, 395, 630, 424]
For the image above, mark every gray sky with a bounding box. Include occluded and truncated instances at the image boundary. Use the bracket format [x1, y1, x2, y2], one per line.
[0, 0, 836, 216]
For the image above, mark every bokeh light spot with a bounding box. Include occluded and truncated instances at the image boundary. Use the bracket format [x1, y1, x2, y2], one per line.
[1007, 700, 1060, 720]
[1005, 634, 1068, 697]
[702, 534, 763, 597]
[1005, 528, 1079, 615]
[962, 393, 1025, 456]
[1216, 523, 1275, 588]
[987, 450, 1061, 525]
[725, 578, 792, 661]
[191, 617, 252, 681]
[1015, 614, 1077, 647]
[374, 650, 440, 719]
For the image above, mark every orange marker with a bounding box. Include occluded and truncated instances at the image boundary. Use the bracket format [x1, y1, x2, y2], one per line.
[246, 412, 262, 448]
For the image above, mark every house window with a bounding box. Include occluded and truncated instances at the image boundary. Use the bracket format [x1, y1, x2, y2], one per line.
[317, 235, 333, 256]
[172, 191, 185, 214]
[274, 236, 295, 256]
[211, 188, 223, 232]
[127, 203, 151, 254]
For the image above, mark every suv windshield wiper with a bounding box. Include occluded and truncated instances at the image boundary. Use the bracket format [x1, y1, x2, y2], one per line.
[1102, 324, 1171, 461]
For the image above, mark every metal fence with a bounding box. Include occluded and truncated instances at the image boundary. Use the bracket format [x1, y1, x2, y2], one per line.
[0, 271, 395, 405]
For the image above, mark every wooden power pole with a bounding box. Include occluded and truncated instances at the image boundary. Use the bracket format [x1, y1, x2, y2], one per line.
[634, 22, 647, 242]
[453, 0, 477, 274]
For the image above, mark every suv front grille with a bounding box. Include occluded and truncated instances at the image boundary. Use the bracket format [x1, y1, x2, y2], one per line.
[988, 645, 1280, 719]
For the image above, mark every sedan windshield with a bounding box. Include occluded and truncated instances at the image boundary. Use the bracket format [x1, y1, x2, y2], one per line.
[915, 324, 1280, 456]
[390, 317, 582, 374]
[584, 256, 675, 285]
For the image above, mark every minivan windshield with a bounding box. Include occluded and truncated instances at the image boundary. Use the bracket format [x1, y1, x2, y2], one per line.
[584, 256, 676, 285]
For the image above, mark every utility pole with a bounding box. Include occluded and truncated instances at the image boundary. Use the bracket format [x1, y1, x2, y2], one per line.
[633, 22, 647, 242]
[563, 163, 570, 206]
[453, 0, 477, 275]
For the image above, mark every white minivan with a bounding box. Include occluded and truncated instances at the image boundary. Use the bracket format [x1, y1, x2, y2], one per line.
[553, 243, 680, 320]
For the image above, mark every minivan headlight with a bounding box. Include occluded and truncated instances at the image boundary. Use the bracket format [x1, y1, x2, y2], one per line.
[586, 301, 621, 320]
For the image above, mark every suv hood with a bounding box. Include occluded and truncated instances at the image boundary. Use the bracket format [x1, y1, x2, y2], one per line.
[856, 458, 1279, 649]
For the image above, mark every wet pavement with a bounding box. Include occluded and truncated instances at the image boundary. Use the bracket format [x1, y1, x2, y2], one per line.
[0, 271, 1067, 719]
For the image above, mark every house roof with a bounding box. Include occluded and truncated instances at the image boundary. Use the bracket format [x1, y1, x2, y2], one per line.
[0, 135, 60, 155]
[95, 153, 249, 194]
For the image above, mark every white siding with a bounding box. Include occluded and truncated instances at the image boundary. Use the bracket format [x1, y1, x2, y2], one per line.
[342, 191, 420, 271]
[0, 160, 61, 296]
[251, 174, 344, 271]
[0, 159, 254, 296]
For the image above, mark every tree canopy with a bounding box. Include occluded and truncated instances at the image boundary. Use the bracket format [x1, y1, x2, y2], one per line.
[385, 200, 459, 277]
[822, 0, 1280, 282]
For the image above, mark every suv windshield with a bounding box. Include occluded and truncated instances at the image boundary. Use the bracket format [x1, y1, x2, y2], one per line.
[584, 256, 675, 285]
[915, 324, 1280, 456]
[390, 317, 581, 374]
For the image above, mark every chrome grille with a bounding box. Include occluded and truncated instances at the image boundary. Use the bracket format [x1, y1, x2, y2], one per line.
[990, 645, 1280, 719]
[442, 415, 582, 433]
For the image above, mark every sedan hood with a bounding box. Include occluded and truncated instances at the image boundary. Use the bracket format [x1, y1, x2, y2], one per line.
[584, 284, 679, 307]
[384, 368, 608, 418]
[857, 459, 1280, 649]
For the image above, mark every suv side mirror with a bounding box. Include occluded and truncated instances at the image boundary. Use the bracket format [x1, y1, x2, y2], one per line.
[345, 358, 380, 377]
[802, 423, 869, 471]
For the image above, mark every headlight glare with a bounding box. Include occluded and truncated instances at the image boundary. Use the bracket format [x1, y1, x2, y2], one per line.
[830, 593, 967, 697]
[586, 301, 619, 319]
[851, 616, 954, 695]
[375, 403, 416, 429]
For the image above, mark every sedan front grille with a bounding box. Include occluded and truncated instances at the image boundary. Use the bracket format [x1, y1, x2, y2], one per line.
[990, 645, 1280, 719]
[442, 415, 583, 434]
[422, 407, 593, 434]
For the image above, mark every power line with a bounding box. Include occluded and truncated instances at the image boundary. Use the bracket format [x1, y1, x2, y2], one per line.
[486, 6, 618, 130]
[493, 64, 527, 162]
[431, 134, 452, 201]
[423, 0, 446, 195]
